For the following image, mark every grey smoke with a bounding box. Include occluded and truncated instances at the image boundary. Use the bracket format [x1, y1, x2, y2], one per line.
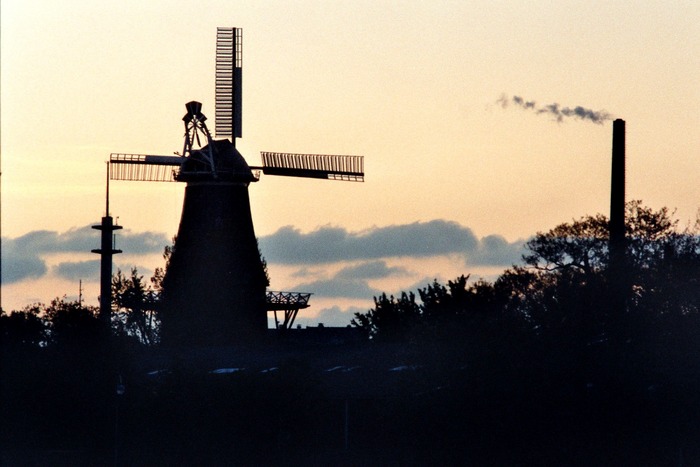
[498, 94, 612, 124]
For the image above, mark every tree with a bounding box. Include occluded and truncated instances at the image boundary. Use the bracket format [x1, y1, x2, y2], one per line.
[523, 200, 694, 280]
[257, 238, 271, 287]
[509, 201, 699, 344]
[43, 297, 103, 348]
[352, 275, 508, 344]
[522, 212, 608, 278]
[0, 305, 46, 348]
[353, 201, 698, 351]
[351, 291, 421, 341]
[112, 267, 160, 345]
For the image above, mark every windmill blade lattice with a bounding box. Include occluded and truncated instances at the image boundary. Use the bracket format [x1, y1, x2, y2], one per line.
[109, 153, 183, 182]
[215, 27, 242, 141]
[259, 152, 364, 182]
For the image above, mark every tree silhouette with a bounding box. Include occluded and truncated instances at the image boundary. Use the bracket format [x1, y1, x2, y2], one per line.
[0, 305, 46, 349]
[351, 291, 420, 341]
[111, 267, 160, 345]
[518, 201, 699, 341]
[353, 201, 699, 353]
[43, 297, 103, 348]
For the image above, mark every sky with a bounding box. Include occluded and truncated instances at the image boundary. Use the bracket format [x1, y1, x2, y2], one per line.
[2, 1, 698, 325]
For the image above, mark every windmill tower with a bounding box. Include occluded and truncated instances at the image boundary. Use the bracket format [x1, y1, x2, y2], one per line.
[108, 28, 364, 347]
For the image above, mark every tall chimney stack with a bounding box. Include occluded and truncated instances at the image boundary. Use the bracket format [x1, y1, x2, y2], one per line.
[610, 119, 626, 249]
[609, 119, 626, 316]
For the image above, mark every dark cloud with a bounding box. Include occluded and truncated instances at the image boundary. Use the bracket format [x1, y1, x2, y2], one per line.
[471, 234, 527, 266]
[285, 260, 409, 300]
[260, 220, 523, 266]
[289, 277, 382, 299]
[53, 260, 100, 281]
[260, 220, 478, 264]
[498, 94, 613, 124]
[279, 230, 525, 301]
[3, 221, 524, 298]
[1, 226, 169, 284]
[334, 261, 410, 280]
[1, 248, 47, 284]
[4, 225, 167, 255]
[51, 260, 154, 282]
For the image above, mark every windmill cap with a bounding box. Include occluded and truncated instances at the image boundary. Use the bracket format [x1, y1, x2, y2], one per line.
[178, 139, 256, 183]
[183, 101, 206, 122]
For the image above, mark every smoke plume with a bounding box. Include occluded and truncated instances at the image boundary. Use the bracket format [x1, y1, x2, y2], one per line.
[497, 94, 612, 124]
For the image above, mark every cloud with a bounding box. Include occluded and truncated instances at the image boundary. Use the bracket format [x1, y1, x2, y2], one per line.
[471, 234, 527, 266]
[498, 94, 613, 124]
[260, 220, 523, 266]
[334, 261, 410, 280]
[261, 220, 471, 263]
[270, 224, 524, 302]
[1, 226, 169, 284]
[294, 305, 366, 328]
[53, 260, 100, 281]
[289, 277, 382, 299]
[52, 260, 155, 283]
[1, 248, 47, 284]
[3, 220, 524, 304]
[284, 260, 410, 300]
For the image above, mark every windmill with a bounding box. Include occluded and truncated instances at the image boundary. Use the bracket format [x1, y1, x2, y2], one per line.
[108, 28, 364, 347]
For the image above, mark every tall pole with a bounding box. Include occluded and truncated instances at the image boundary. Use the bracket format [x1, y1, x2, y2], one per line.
[0, 167, 3, 312]
[1, 122, 3, 311]
[92, 163, 122, 327]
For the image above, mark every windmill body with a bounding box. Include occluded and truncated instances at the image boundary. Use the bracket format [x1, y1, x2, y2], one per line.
[108, 28, 363, 348]
[160, 140, 268, 346]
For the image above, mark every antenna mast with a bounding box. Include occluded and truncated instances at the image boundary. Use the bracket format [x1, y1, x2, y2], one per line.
[92, 162, 123, 327]
[106, 160, 110, 216]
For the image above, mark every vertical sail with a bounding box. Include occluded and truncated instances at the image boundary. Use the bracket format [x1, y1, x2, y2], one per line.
[215, 27, 242, 140]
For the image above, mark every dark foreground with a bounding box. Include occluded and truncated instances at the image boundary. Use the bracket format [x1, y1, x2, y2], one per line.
[3, 332, 700, 466]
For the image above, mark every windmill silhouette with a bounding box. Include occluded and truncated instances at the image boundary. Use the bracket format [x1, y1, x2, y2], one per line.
[109, 28, 364, 347]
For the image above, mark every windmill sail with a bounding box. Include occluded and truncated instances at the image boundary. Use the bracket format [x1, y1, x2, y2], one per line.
[215, 27, 242, 141]
[259, 152, 364, 182]
[109, 153, 183, 182]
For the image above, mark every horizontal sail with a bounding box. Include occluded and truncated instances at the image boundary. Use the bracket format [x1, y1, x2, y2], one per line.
[259, 152, 364, 182]
[109, 153, 183, 182]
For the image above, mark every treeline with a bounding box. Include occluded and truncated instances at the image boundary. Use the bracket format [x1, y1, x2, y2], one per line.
[342, 201, 700, 462]
[352, 201, 699, 355]
[2, 201, 699, 464]
[347, 202, 699, 394]
[0, 267, 160, 350]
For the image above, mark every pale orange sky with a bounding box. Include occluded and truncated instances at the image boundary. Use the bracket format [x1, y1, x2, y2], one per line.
[2, 0, 698, 316]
